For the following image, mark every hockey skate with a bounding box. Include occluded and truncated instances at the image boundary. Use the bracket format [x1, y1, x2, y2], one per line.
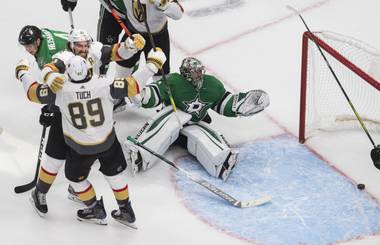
[125, 140, 143, 176]
[29, 188, 48, 217]
[67, 184, 83, 204]
[77, 197, 107, 225]
[219, 150, 239, 181]
[111, 201, 137, 229]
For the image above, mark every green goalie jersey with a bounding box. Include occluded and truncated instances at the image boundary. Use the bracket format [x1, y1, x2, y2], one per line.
[142, 73, 246, 122]
[35, 28, 68, 69]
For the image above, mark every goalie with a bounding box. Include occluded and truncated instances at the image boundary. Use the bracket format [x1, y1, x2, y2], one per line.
[126, 57, 270, 180]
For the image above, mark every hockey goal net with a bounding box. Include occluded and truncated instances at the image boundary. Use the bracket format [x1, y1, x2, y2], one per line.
[299, 31, 380, 143]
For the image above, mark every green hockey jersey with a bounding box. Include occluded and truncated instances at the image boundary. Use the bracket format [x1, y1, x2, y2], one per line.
[35, 29, 68, 69]
[142, 73, 244, 122]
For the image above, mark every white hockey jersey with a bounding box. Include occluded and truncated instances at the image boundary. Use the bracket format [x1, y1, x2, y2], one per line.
[120, 0, 183, 33]
[55, 75, 116, 155]
[51, 41, 103, 76]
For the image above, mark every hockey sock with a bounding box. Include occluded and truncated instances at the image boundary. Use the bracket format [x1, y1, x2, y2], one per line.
[70, 180, 97, 207]
[104, 174, 130, 207]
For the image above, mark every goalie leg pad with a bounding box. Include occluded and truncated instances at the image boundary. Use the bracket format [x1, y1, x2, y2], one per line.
[181, 122, 233, 178]
[126, 106, 192, 174]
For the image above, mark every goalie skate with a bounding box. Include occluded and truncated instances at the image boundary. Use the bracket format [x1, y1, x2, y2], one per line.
[77, 197, 107, 225]
[219, 150, 239, 181]
[111, 202, 137, 229]
[126, 140, 143, 176]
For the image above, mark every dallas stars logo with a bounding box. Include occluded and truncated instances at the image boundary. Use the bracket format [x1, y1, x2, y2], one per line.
[183, 95, 210, 117]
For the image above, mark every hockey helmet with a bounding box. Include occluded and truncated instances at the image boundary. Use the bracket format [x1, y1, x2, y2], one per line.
[67, 55, 92, 82]
[68, 28, 92, 46]
[18, 25, 42, 45]
[179, 57, 205, 90]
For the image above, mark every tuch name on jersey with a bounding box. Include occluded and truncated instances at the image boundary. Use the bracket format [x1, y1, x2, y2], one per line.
[76, 91, 91, 100]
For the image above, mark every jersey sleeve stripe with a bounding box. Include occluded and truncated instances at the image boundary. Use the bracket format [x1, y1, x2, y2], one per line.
[27, 82, 41, 103]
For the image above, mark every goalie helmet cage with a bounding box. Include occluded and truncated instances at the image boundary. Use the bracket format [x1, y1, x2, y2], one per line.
[299, 31, 380, 143]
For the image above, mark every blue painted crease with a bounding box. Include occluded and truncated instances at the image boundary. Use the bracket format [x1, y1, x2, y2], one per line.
[174, 135, 380, 245]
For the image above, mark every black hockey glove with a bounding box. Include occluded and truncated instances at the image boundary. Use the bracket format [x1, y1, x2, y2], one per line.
[371, 146, 380, 170]
[61, 0, 77, 12]
[39, 105, 55, 127]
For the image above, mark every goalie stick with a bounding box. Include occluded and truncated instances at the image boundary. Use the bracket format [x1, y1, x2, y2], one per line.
[127, 136, 271, 208]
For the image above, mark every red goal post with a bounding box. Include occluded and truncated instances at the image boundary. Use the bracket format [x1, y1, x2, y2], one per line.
[299, 31, 380, 143]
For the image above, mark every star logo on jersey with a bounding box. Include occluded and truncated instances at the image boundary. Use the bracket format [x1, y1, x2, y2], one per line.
[183, 95, 210, 117]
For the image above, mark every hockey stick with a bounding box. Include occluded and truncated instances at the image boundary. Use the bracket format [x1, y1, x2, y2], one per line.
[98, 0, 131, 36]
[68, 8, 75, 29]
[135, 0, 182, 127]
[14, 125, 47, 193]
[127, 136, 271, 208]
[287, 5, 380, 166]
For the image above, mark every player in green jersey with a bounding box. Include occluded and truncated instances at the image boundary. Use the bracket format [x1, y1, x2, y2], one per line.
[125, 57, 270, 180]
[18, 25, 68, 69]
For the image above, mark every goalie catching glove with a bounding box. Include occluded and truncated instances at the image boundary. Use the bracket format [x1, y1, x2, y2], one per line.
[232, 89, 270, 116]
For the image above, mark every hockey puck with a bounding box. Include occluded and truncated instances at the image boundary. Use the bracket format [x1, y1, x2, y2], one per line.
[357, 183, 365, 190]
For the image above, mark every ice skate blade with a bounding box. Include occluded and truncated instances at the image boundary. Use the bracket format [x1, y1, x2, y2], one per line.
[113, 218, 138, 229]
[77, 217, 108, 225]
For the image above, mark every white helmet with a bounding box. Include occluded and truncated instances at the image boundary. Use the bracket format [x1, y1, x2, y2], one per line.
[67, 55, 90, 82]
[68, 28, 92, 46]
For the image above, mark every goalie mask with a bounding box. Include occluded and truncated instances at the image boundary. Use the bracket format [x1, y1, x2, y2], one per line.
[66, 55, 92, 82]
[180, 57, 205, 90]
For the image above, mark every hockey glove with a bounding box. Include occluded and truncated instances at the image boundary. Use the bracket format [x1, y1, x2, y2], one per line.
[150, 0, 169, 11]
[233, 90, 270, 117]
[39, 105, 55, 127]
[371, 146, 380, 170]
[125, 34, 146, 52]
[49, 74, 66, 93]
[61, 0, 78, 12]
[146, 48, 167, 74]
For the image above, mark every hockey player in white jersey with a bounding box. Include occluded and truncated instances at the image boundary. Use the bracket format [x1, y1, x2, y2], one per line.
[62, 0, 183, 77]
[31, 47, 166, 226]
[21, 28, 145, 216]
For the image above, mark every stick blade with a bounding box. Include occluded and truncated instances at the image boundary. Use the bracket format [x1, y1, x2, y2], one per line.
[236, 195, 272, 208]
[14, 182, 35, 194]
